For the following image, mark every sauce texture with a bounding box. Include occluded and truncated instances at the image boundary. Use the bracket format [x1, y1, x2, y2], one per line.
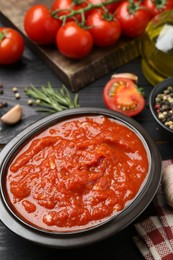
[6, 116, 149, 232]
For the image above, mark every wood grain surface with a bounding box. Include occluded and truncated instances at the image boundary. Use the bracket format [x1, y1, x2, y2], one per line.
[0, 0, 141, 91]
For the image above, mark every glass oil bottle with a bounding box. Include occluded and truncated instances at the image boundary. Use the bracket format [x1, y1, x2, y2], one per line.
[140, 10, 173, 86]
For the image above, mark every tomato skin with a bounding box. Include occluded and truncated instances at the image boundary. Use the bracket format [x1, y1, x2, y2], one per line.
[143, 0, 173, 17]
[56, 21, 93, 59]
[0, 28, 24, 65]
[51, 0, 72, 11]
[86, 10, 121, 47]
[87, 0, 121, 14]
[115, 1, 152, 38]
[103, 77, 145, 117]
[52, 0, 88, 21]
[24, 4, 61, 45]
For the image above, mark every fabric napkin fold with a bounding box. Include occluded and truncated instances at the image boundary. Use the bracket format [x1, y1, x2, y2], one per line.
[133, 159, 173, 260]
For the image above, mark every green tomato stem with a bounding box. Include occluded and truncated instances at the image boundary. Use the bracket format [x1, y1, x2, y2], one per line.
[155, 0, 166, 9]
[52, 0, 122, 23]
[0, 31, 6, 41]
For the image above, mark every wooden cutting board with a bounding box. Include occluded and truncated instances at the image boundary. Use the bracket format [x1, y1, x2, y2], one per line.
[0, 0, 141, 91]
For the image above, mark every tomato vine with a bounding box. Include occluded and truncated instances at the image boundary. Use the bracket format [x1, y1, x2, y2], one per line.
[51, 0, 122, 25]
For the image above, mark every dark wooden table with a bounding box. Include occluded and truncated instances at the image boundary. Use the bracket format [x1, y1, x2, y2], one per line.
[0, 42, 172, 260]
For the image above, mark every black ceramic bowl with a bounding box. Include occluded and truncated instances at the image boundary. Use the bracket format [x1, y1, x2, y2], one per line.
[0, 108, 161, 248]
[149, 77, 173, 137]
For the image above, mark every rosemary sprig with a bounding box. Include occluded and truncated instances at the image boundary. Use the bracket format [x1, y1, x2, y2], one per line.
[24, 82, 80, 113]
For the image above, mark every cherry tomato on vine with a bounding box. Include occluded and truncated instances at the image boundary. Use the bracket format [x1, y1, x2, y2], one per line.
[87, 0, 121, 14]
[51, 0, 88, 21]
[0, 28, 24, 65]
[52, 0, 72, 11]
[142, 0, 173, 17]
[103, 75, 145, 117]
[115, 1, 152, 38]
[86, 9, 121, 47]
[24, 4, 61, 45]
[56, 21, 93, 59]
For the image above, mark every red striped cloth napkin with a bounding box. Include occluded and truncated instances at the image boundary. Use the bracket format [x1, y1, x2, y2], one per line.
[133, 159, 173, 260]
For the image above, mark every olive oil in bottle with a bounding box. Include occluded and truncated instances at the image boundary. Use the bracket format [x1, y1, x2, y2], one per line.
[140, 10, 173, 86]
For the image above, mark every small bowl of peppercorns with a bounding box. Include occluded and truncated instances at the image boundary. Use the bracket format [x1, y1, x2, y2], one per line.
[149, 77, 173, 136]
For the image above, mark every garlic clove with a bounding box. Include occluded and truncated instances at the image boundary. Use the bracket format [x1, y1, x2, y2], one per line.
[111, 73, 138, 82]
[1, 104, 23, 125]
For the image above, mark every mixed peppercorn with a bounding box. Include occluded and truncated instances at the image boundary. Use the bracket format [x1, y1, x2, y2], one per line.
[0, 84, 34, 109]
[154, 85, 173, 131]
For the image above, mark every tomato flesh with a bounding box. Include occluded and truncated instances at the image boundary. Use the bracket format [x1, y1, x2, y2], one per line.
[103, 78, 145, 117]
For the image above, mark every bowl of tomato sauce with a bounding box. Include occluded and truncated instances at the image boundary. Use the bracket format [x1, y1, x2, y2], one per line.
[0, 107, 161, 248]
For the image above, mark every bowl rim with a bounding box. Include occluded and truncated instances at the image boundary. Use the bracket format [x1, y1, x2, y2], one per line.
[149, 77, 173, 134]
[0, 107, 162, 248]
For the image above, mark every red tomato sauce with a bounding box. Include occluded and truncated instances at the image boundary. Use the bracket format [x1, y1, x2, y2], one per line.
[6, 116, 149, 232]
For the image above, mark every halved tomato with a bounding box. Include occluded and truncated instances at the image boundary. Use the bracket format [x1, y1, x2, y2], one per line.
[103, 75, 145, 117]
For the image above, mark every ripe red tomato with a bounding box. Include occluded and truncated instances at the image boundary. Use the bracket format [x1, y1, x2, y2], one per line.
[0, 28, 24, 65]
[51, 0, 72, 11]
[86, 9, 121, 47]
[115, 1, 152, 38]
[103, 75, 145, 117]
[24, 4, 61, 45]
[56, 21, 93, 59]
[87, 0, 121, 14]
[51, 0, 88, 21]
[143, 0, 173, 17]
